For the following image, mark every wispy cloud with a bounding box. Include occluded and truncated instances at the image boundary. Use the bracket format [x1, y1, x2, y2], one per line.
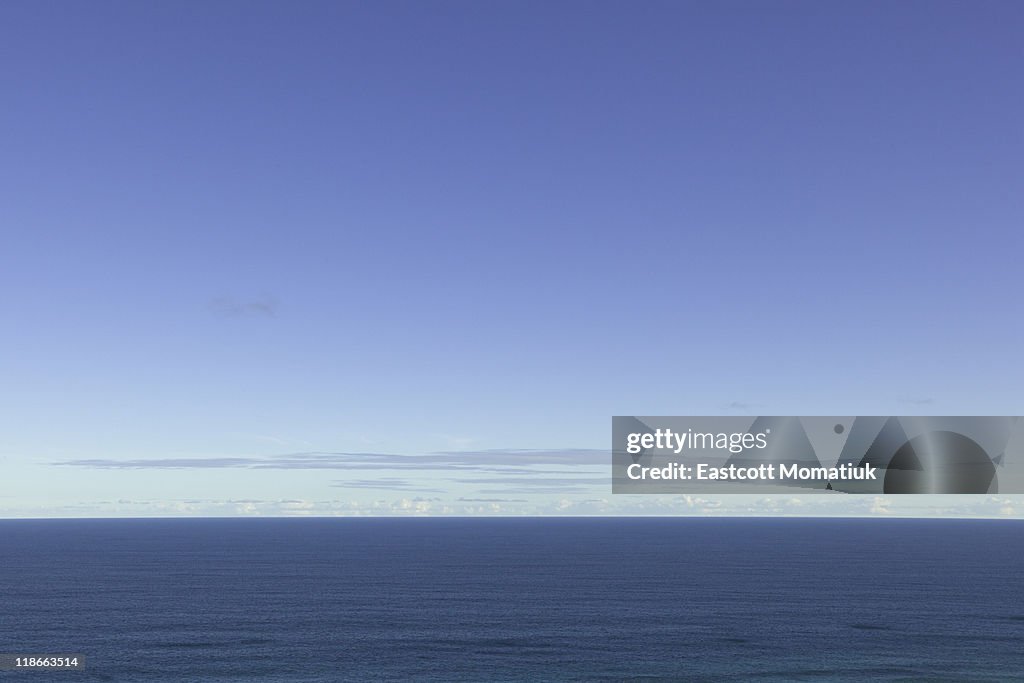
[453, 476, 609, 486]
[458, 497, 528, 503]
[724, 401, 761, 412]
[59, 457, 261, 469]
[52, 449, 611, 499]
[333, 478, 445, 493]
[54, 449, 608, 473]
[898, 396, 935, 406]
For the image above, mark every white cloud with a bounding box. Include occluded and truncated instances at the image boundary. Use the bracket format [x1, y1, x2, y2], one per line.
[869, 497, 892, 515]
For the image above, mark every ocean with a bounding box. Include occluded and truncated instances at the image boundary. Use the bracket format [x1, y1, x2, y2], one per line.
[2, 518, 1022, 681]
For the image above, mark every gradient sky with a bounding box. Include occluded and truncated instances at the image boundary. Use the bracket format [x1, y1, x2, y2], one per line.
[2, 1, 1022, 516]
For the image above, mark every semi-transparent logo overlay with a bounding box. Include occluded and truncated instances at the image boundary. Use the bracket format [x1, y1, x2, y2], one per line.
[612, 417, 1024, 494]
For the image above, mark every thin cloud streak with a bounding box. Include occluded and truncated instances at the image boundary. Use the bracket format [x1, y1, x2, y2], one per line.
[53, 449, 609, 472]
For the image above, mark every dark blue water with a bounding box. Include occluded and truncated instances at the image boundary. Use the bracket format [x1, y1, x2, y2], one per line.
[2, 518, 1022, 681]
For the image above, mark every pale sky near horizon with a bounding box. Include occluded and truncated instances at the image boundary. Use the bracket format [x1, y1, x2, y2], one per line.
[2, 1, 1022, 517]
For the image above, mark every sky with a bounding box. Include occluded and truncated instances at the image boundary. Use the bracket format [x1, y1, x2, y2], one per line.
[1, 1, 1022, 517]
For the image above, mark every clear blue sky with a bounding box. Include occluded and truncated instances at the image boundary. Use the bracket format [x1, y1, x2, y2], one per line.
[2, 1, 1021, 516]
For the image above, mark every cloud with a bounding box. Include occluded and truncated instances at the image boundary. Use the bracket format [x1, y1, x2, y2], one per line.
[332, 478, 445, 493]
[452, 475, 609, 494]
[453, 476, 609, 485]
[58, 457, 261, 469]
[52, 449, 611, 498]
[209, 296, 279, 317]
[458, 497, 528, 503]
[868, 497, 892, 514]
[725, 401, 760, 412]
[54, 449, 608, 473]
[897, 397, 934, 406]
[5, 492, 1024, 519]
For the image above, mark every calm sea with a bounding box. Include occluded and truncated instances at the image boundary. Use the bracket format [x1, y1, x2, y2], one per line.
[2, 518, 1022, 681]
